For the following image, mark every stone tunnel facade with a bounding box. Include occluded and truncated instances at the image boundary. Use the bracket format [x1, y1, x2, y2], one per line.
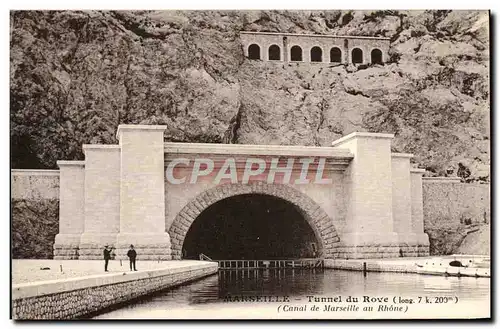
[46, 124, 430, 261]
[240, 31, 390, 65]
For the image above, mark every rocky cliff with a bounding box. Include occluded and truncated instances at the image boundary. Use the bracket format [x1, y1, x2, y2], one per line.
[10, 10, 489, 181]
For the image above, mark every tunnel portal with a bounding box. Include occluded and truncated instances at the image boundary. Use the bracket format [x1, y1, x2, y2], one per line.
[182, 194, 318, 260]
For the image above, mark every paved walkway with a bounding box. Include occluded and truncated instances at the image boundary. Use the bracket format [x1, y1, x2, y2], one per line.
[13, 255, 489, 284]
[12, 259, 207, 285]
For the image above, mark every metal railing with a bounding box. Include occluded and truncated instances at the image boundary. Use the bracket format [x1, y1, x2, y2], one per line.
[217, 258, 323, 269]
[199, 253, 213, 261]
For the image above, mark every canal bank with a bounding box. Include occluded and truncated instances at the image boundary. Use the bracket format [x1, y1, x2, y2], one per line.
[95, 266, 490, 319]
[12, 260, 218, 319]
[325, 255, 490, 277]
[326, 257, 426, 273]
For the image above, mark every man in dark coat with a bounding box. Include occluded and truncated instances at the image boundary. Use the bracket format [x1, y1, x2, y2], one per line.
[103, 245, 111, 272]
[127, 244, 137, 271]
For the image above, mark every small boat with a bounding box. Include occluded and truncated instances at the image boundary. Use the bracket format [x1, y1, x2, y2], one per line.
[415, 255, 490, 278]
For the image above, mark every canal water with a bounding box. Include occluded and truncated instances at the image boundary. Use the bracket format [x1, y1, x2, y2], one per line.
[95, 269, 490, 319]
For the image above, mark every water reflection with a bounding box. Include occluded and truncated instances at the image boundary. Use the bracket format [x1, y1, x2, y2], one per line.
[217, 268, 327, 298]
[95, 269, 490, 319]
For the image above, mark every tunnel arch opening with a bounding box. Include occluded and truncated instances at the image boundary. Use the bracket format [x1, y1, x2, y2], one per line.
[181, 194, 318, 260]
[268, 44, 281, 60]
[352, 48, 363, 64]
[290, 45, 303, 61]
[310, 46, 323, 62]
[169, 183, 340, 260]
[330, 47, 342, 63]
[371, 48, 383, 64]
[248, 44, 261, 60]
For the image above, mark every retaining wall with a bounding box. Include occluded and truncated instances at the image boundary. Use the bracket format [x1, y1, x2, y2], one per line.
[422, 178, 490, 226]
[11, 170, 59, 200]
[324, 255, 490, 274]
[324, 258, 417, 273]
[421, 178, 490, 255]
[12, 262, 218, 320]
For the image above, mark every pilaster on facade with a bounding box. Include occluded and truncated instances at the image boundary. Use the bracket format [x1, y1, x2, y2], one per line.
[116, 124, 172, 260]
[331, 132, 429, 258]
[53, 161, 85, 260]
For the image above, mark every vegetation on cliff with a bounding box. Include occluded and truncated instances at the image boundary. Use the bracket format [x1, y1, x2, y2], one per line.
[11, 199, 59, 259]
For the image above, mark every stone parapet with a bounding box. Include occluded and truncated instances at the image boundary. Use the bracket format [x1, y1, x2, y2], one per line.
[11, 169, 60, 200]
[422, 176, 461, 183]
[12, 261, 217, 319]
[164, 142, 354, 158]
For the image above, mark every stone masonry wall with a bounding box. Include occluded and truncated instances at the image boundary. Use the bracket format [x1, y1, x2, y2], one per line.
[422, 178, 490, 255]
[169, 182, 340, 260]
[11, 170, 59, 200]
[11, 170, 490, 258]
[422, 179, 490, 224]
[12, 262, 218, 320]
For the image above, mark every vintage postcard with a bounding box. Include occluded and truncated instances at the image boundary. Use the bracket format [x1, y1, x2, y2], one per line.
[10, 9, 490, 320]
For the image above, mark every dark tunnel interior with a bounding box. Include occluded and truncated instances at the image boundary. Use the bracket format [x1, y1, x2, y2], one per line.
[182, 194, 319, 260]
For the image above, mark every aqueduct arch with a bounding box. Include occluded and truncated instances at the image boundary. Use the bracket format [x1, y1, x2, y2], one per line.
[168, 182, 339, 260]
[240, 32, 390, 64]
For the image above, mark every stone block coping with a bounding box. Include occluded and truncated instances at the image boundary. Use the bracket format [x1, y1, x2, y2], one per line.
[164, 142, 354, 158]
[11, 169, 60, 176]
[116, 124, 168, 140]
[331, 132, 394, 147]
[56, 160, 85, 168]
[82, 144, 120, 150]
[240, 31, 391, 41]
[12, 261, 217, 300]
[392, 153, 414, 158]
[422, 177, 462, 183]
[410, 168, 426, 174]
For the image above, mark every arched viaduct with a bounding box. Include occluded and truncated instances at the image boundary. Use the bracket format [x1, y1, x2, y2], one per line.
[53, 125, 429, 261]
[240, 31, 390, 65]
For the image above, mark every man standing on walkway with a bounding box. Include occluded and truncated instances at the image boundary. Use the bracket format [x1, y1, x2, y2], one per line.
[103, 245, 111, 272]
[127, 244, 137, 271]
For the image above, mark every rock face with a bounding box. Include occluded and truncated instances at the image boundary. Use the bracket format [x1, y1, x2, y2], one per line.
[10, 10, 489, 182]
[11, 199, 59, 259]
[455, 223, 490, 255]
[422, 180, 489, 255]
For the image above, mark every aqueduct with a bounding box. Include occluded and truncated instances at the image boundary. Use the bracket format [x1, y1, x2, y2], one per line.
[240, 32, 390, 65]
[53, 125, 429, 261]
